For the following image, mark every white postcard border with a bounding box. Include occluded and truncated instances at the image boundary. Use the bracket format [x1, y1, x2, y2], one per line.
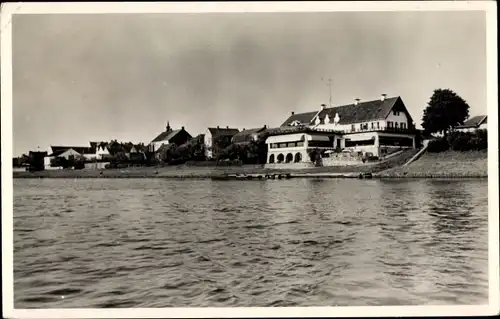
[1, 1, 498, 318]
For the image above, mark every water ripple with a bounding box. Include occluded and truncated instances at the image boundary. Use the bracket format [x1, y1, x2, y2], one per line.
[13, 178, 488, 308]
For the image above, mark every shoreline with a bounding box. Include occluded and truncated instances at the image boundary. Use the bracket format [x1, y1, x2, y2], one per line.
[12, 150, 488, 180]
[12, 169, 488, 180]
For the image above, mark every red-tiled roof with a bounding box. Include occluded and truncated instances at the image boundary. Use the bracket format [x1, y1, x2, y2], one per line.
[281, 96, 405, 126]
[456, 115, 487, 129]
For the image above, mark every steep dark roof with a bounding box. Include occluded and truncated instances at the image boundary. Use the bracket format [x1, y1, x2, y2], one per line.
[151, 129, 182, 143]
[232, 126, 267, 143]
[281, 111, 318, 127]
[456, 115, 487, 129]
[281, 96, 403, 127]
[50, 146, 95, 155]
[208, 127, 240, 137]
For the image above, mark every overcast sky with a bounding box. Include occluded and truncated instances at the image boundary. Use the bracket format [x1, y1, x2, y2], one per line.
[12, 11, 486, 156]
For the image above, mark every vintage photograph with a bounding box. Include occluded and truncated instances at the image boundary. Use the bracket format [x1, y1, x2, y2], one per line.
[1, 1, 498, 318]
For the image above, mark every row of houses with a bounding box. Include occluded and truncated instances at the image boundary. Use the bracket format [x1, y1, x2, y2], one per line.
[33, 94, 487, 170]
[43, 141, 149, 170]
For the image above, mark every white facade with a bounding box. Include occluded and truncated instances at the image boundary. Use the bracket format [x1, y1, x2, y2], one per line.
[151, 140, 169, 152]
[265, 133, 334, 164]
[456, 122, 487, 132]
[204, 129, 214, 159]
[312, 109, 409, 133]
[44, 148, 83, 169]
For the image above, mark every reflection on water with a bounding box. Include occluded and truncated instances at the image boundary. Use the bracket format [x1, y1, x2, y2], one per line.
[13, 178, 488, 308]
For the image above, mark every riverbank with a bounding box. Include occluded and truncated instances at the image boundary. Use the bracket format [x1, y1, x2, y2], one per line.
[12, 164, 369, 179]
[375, 150, 488, 178]
[12, 150, 487, 179]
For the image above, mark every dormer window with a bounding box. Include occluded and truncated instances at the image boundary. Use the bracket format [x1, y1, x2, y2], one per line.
[324, 114, 330, 124]
[315, 117, 321, 125]
[290, 120, 301, 126]
[393, 110, 401, 116]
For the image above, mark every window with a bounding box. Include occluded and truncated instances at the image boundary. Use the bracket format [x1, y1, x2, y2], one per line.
[379, 136, 413, 147]
[345, 139, 375, 147]
[371, 122, 374, 129]
[401, 123, 406, 129]
[308, 140, 332, 148]
[393, 110, 400, 116]
[296, 141, 304, 147]
[278, 143, 287, 148]
[269, 154, 275, 163]
[388, 121, 393, 128]
[351, 124, 355, 131]
[377, 122, 380, 129]
[285, 153, 293, 163]
[395, 122, 399, 128]
[277, 154, 285, 163]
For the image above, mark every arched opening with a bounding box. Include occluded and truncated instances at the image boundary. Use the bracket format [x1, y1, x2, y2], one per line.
[294, 153, 302, 163]
[269, 154, 275, 164]
[285, 153, 293, 163]
[277, 153, 284, 163]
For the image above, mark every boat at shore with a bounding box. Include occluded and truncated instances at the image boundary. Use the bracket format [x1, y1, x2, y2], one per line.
[211, 173, 292, 181]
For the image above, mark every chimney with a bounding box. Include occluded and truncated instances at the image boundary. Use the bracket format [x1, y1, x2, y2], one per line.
[354, 98, 360, 105]
[291, 111, 295, 115]
[321, 103, 327, 110]
[380, 94, 387, 101]
[264, 125, 267, 129]
[217, 125, 220, 129]
[181, 126, 185, 130]
[226, 126, 229, 129]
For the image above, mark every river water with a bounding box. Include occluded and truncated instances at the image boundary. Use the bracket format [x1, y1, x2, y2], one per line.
[13, 178, 488, 308]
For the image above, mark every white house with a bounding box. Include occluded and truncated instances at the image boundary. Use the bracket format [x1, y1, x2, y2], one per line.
[455, 115, 487, 132]
[95, 142, 111, 159]
[265, 127, 336, 167]
[266, 94, 417, 166]
[204, 126, 240, 159]
[149, 122, 192, 153]
[44, 144, 99, 169]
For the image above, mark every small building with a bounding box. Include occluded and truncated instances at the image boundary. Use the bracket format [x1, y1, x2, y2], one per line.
[28, 151, 48, 171]
[204, 126, 240, 159]
[231, 126, 267, 144]
[94, 142, 111, 160]
[265, 126, 338, 167]
[149, 122, 192, 153]
[44, 145, 96, 169]
[455, 115, 487, 132]
[267, 95, 417, 165]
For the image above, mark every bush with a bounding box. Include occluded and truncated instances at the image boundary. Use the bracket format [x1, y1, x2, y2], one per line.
[427, 138, 450, 152]
[427, 130, 487, 153]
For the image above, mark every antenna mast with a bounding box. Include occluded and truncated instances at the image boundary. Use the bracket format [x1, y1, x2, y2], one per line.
[328, 77, 332, 107]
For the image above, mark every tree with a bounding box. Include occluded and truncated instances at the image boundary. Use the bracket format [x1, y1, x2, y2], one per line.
[422, 89, 470, 135]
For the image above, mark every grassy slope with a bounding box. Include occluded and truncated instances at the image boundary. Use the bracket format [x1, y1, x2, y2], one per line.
[377, 150, 488, 178]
